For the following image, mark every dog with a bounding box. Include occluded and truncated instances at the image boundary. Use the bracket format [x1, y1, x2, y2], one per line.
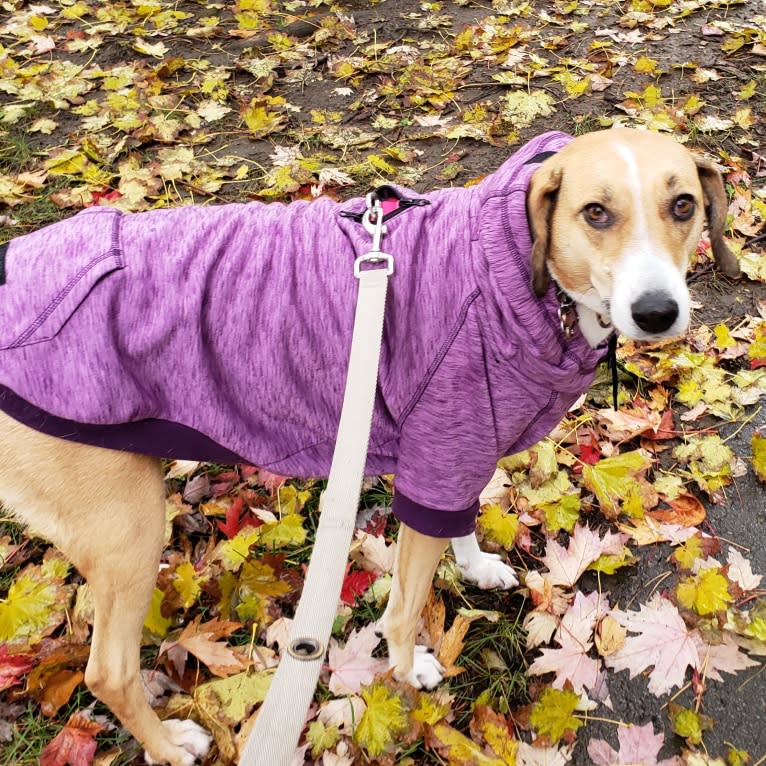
[0, 128, 739, 765]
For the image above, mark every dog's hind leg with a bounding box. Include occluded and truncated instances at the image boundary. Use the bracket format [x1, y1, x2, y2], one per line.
[0, 416, 210, 766]
[381, 522, 449, 689]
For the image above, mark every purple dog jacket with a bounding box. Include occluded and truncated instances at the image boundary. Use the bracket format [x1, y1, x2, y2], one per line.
[0, 131, 606, 537]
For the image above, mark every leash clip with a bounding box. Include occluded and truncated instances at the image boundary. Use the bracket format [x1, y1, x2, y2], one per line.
[355, 196, 394, 278]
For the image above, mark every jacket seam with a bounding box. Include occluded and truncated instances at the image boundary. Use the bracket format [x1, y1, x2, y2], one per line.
[10, 248, 123, 348]
[398, 287, 480, 428]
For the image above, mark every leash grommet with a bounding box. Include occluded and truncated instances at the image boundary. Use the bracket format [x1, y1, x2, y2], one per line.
[287, 637, 325, 661]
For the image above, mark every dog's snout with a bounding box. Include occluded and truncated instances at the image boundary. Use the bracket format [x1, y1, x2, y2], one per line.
[631, 291, 679, 334]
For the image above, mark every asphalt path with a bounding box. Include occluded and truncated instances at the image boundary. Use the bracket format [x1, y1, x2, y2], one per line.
[572, 407, 766, 763]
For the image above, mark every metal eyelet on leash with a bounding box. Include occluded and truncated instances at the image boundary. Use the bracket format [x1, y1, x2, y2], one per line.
[286, 637, 324, 661]
[355, 196, 394, 278]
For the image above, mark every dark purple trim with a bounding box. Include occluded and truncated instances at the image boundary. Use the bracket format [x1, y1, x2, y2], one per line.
[392, 491, 478, 538]
[0, 241, 8, 286]
[0, 385, 248, 463]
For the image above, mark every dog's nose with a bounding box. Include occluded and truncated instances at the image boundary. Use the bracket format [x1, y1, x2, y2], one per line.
[631, 291, 679, 333]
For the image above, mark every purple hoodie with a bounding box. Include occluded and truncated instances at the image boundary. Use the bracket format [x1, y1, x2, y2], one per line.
[0, 131, 605, 536]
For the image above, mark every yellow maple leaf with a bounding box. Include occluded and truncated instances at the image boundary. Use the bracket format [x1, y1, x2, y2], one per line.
[478, 504, 519, 548]
[411, 691, 450, 725]
[752, 432, 766, 482]
[673, 435, 733, 496]
[195, 668, 274, 725]
[714, 323, 736, 350]
[143, 587, 172, 637]
[241, 98, 287, 138]
[673, 535, 704, 570]
[538, 494, 581, 534]
[306, 720, 341, 760]
[737, 79, 757, 100]
[634, 55, 660, 74]
[587, 546, 637, 575]
[45, 149, 89, 176]
[426, 721, 504, 765]
[528, 688, 583, 743]
[500, 90, 555, 128]
[259, 513, 306, 547]
[676, 568, 732, 616]
[214, 527, 261, 572]
[354, 682, 409, 757]
[172, 561, 203, 609]
[0, 557, 73, 644]
[669, 703, 713, 746]
[582, 451, 650, 518]
[277, 484, 312, 515]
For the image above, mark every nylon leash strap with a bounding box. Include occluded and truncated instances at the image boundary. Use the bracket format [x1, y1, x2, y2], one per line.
[239, 198, 393, 766]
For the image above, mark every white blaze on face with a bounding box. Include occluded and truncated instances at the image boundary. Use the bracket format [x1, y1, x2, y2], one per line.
[608, 143, 691, 340]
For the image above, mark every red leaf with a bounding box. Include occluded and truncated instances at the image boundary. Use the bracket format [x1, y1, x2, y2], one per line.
[216, 496, 245, 539]
[0, 645, 35, 692]
[751, 358, 766, 370]
[86, 188, 121, 207]
[340, 565, 378, 606]
[578, 441, 601, 466]
[40, 712, 105, 766]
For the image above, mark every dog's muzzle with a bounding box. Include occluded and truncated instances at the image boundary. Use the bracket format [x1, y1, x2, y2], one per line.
[630, 290, 679, 334]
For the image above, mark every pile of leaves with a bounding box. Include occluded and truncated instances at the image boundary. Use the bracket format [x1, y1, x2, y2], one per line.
[1, 0, 766, 765]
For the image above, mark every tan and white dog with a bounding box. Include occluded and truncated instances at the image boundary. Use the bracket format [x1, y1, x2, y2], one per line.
[0, 129, 738, 765]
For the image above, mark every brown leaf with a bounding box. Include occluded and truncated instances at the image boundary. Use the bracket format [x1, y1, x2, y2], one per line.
[646, 495, 706, 527]
[160, 617, 248, 678]
[40, 669, 85, 717]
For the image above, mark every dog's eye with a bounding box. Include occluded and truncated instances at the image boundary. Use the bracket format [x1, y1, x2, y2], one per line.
[672, 195, 695, 221]
[583, 203, 611, 228]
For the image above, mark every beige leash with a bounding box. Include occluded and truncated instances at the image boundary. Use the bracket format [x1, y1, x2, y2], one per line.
[240, 198, 393, 766]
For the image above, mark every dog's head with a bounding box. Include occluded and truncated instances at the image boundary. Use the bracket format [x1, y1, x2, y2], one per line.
[527, 128, 739, 342]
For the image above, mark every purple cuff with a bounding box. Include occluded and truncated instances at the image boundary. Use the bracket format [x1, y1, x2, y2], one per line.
[392, 491, 479, 538]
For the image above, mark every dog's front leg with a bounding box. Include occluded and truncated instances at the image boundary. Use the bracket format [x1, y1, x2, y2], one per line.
[451, 533, 518, 590]
[381, 522, 449, 689]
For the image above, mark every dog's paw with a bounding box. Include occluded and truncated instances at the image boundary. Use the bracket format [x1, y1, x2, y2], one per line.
[399, 646, 445, 690]
[456, 551, 518, 590]
[144, 719, 212, 766]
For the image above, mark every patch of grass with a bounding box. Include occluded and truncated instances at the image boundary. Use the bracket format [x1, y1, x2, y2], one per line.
[0, 128, 38, 175]
[0, 192, 69, 242]
[446, 604, 529, 728]
[0, 128, 69, 242]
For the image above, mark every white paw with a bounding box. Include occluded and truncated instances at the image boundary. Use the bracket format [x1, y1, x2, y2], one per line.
[401, 646, 445, 690]
[144, 719, 212, 765]
[456, 551, 518, 590]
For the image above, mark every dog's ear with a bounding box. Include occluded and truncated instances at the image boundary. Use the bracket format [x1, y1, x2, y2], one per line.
[694, 157, 740, 278]
[527, 162, 562, 296]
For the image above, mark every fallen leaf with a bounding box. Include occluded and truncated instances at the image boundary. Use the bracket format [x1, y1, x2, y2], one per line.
[327, 625, 388, 695]
[542, 524, 626, 587]
[646, 494, 706, 527]
[588, 720, 681, 765]
[39, 712, 106, 766]
[160, 617, 248, 678]
[605, 594, 699, 696]
[528, 687, 584, 744]
[726, 548, 762, 591]
[353, 681, 410, 758]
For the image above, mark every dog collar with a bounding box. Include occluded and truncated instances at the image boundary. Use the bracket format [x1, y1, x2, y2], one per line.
[556, 287, 578, 339]
[556, 285, 619, 409]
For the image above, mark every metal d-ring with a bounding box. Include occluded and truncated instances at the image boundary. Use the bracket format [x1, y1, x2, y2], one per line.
[287, 637, 325, 661]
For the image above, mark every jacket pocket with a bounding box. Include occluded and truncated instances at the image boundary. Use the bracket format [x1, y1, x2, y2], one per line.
[0, 208, 124, 349]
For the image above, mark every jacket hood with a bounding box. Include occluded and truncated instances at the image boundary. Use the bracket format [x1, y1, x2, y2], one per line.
[472, 131, 608, 394]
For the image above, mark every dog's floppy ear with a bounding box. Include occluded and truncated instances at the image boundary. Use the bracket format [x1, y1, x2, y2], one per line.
[694, 157, 740, 278]
[527, 162, 562, 296]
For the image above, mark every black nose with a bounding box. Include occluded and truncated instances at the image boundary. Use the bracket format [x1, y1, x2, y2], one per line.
[631, 291, 679, 333]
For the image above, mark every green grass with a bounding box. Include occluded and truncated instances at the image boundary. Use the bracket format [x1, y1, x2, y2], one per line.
[0, 128, 68, 242]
